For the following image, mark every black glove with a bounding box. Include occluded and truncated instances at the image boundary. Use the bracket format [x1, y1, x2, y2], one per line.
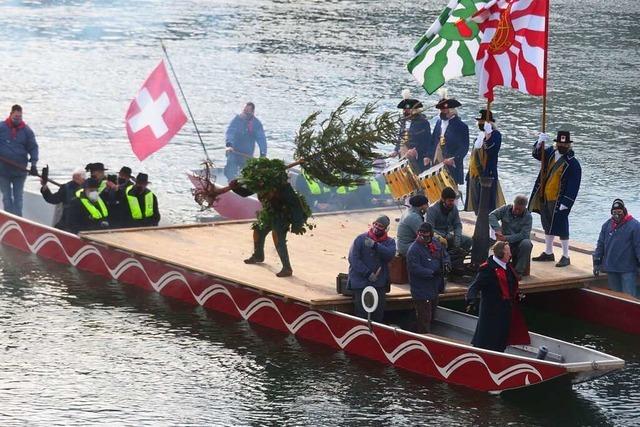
[443, 262, 452, 274]
[40, 165, 49, 186]
[29, 164, 38, 176]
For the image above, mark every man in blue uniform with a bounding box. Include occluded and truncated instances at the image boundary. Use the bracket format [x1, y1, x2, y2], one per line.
[593, 199, 640, 297]
[529, 131, 582, 267]
[393, 96, 431, 174]
[465, 109, 505, 214]
[348, 215, 396, 322]
[0, 104, 39, 216]
[428, 98, 469, 188]
[224, 102, 267, 180]
[406, 222, 450, 333]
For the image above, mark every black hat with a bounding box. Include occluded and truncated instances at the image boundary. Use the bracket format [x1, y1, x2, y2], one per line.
[441, 186, 457, 200]
[374, 215, 390, 228]
[397, 98, 423, 109]
[88, 162, 107, 172]
[475, 109, 495, 122]
[135, 173, 150, 184]
[119, 166, 132, 176]
[85, 163, 93, 172]
[611, 198, 627, 215]
[409, 194, 428, 207]
[85, 177, 100, 189]
[435, 98, 462, 109]
[554, 131, 572, 144]
[418, 222, 433, 233]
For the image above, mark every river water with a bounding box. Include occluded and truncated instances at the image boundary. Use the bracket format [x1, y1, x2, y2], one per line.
[0, 0, 638, 425]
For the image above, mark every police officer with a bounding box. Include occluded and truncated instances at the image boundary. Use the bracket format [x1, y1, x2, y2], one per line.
[67, 177, 110, 234]
[123, 173, 160, 228]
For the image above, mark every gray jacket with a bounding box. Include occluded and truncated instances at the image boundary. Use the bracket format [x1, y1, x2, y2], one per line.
[426, 201, 462, 240]
[488, 204, 532, 244]
[397, 206, 424, 256]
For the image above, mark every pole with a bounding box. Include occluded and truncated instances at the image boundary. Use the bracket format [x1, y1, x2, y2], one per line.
[0, 156, 61, 187]
[471, 176, 494, 266]
[160, 40, 211, 162]
[538, 0, 552, 205]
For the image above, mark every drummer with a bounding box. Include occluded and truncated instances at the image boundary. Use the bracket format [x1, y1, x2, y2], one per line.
[392, 89, 431, 174]
[427, 96, 469, 191]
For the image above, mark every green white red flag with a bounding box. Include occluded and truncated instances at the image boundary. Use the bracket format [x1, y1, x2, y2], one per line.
[407, 0, 487, 95]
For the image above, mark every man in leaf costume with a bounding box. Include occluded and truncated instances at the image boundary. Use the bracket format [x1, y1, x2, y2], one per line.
[229, 158, 313, 278]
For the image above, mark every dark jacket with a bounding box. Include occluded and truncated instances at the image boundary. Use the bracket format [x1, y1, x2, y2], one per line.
[426, 201, 463, 242]
[466, 257, 529, 352]
[406, 239, 449, 300]
[41, 181, 82, 230]
[395, 114, 431, 172]
[67, 194, 110, 234]
[488, 204, 532, 244]
[0, 120, 39, 177]
[396, 206, 424, 256]
[429, 116, 469, 184]
[348, 232, 396, 290]
[233, 182, 308, 231]
[594, 216, 640, 273]
[122, 187, 160, 228]
[529, 144, 582, 237]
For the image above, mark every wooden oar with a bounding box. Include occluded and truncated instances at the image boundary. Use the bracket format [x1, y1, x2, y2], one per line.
[0, 156, 62, 187]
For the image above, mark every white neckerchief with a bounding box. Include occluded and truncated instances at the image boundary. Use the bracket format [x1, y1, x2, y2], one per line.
[554, 150, 562, 161]
[405, 120, 411, 130]
[493, 255, 507, 270]
[440, 117, 449, 137]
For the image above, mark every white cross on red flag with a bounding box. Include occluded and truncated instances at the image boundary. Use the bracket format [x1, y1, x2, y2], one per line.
[474, 0, 548, 101]
[125, 60, 187, 160]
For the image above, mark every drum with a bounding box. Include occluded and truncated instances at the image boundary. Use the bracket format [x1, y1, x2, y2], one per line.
[381, 159, 420, 200]
[418, 163, 458, 204]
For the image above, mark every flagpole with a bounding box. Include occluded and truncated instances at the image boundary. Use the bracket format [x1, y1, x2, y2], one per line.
[541, 0, 551, 132]
[160, 40, 211, 162]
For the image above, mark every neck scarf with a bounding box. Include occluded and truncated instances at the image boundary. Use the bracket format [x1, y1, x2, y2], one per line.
[611, 214, 633, 231]
[5, 117, 25, 138]
[367, 229, 388, 242]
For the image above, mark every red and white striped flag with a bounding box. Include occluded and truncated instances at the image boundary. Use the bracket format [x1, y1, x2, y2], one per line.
[474, 0, 548, 101]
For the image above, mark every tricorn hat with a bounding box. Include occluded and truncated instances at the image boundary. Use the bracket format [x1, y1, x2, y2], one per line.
[135, 173, 150, 184]
[475, 109, 495, 122]
[397, 99, 423, 109]
[553, 130, 572, 144]
[435, 98, 462, 109]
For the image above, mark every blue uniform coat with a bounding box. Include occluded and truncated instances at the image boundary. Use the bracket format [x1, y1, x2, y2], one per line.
[395, 114, 431, 173]
[593, 217, 640, 273]
[529, 144, 582, 237]
[429, 116, 469, 184]
[348, 232, 396, 290]
[406, 239, 450, 300]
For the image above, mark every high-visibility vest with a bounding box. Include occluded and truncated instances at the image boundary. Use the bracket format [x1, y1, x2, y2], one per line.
[126, 185, 154, 219]
[302, 173, 330, 196]
[369, 179, 382, 196]
[336, 185, 357, 194]
[98, 180, 107, 194]
[75, 189, 108, 220]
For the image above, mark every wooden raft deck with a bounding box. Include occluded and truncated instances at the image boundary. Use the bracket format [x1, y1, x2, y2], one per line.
[82, 209, 603, 312]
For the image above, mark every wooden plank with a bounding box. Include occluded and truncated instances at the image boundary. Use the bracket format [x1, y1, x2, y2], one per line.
[83, 208, 599, 310]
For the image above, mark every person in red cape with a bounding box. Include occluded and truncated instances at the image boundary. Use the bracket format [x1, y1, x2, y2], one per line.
[465, 241, 530, 352]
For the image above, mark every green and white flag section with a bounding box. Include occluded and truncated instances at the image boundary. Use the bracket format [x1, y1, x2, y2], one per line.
[408, 0, 487, 95]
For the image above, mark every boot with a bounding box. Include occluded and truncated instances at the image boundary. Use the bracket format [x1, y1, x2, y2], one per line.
[244, 229, 266, 264]
[273, 228, 292, 278]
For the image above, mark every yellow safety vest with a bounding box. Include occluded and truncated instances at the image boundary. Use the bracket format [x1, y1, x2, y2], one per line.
[74, 189, 108, 220]
[302, 173, 330, 196]
[336, 185, 357, 194]
[126, 185, 154, 219]
[98, 180, 107, 194]
[369, 179, 382, 195]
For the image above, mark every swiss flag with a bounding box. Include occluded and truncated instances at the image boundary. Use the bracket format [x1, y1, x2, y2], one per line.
[125, 60, 187, 160]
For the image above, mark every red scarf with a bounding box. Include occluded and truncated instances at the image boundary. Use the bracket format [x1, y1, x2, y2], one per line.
[611, 214, 633, 231]
[416, 236, 438, 255]
[367, 229, 388, 242]
[5, 117, 25, 138]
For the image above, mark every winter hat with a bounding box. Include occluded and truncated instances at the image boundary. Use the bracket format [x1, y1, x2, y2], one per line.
[409, 194, 428, 207]
[611, 199, 627, 215]
[374, 215, 391, 228]
[418, 222, 433, 233]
